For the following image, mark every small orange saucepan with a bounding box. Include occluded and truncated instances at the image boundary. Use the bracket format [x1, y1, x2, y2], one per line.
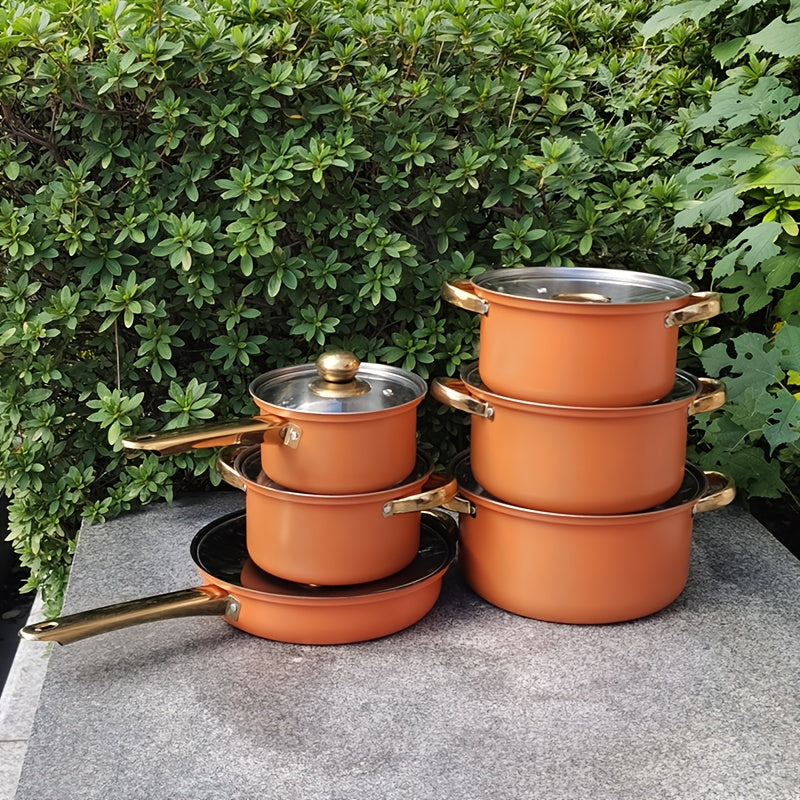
[19, 510, 458, 646]
[216, 446, 457, 585]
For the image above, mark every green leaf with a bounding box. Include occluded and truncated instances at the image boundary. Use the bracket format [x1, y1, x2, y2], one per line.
[748, 17, 800, 58]
[640, 0, 727, 40]
[700, 333, 784, 400]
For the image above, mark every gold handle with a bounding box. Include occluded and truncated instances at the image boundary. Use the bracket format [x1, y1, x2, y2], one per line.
[122, 416, 301, 455]
[216, 446, 249, 491]
[442, 495, 476, 515]
[18, 586, 235, 645]
[552, 292, 611, 303]
[430, 377, 494, 419]
[693, 471, 736, 514]
[382, 474, 459, 517]
[689, 378, 726, 416]
[442, 280, 489, 315]
[309, 350, 370, 398]
[664, 291, 721, 328]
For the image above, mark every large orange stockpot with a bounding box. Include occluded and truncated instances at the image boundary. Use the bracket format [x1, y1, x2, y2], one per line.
[122, 351, 427, 495]
[443, 267, 720, 407]
[19, 510, 458, 646]
[217, 446, 457, 585]
[445, 453, 735, 625]
[432, 365, 726, 514]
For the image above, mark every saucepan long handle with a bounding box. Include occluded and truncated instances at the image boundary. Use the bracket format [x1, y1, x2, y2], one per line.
[18, 586, 236, 645]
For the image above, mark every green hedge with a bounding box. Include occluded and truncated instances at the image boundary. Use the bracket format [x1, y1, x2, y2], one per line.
[1, 0, 798, 612]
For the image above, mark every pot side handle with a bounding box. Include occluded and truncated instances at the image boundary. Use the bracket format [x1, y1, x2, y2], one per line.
[442, 280, 489, 315]
[664, 291, 721, 328]
[216, 446, 248, 491]
[18, 586, 235, 645]
[122, 416, 301, 456]
[688, 378, 726, 416]
[430, 377, 494, 419]
[383, 474, 459, 517]
[693, 471, 736, 514]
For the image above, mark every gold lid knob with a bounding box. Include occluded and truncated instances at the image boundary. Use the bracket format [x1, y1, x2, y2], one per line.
[310, 351, 370, 398]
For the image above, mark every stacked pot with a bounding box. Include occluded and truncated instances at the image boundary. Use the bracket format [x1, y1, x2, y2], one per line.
[435, 266, 736, 624]
[119, 351, 458, 644]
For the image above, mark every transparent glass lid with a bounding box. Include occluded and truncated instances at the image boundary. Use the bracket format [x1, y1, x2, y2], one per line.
[471, 267, 693, 304]
[249, 351, 427, 414]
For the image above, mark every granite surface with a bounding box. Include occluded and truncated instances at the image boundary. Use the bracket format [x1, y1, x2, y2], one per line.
[13, 492, 800, 800]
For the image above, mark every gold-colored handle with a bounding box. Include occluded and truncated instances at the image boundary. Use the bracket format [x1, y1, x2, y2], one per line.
[689, 378, 726, 416]
[18, 586, 235, 645]
[693, 471, 736, 514]
[664, 291, 721, 328]
[430, 377, 494, 419]
[442, 495, 476, 516]
[122, 416, 301, 456]
[310, 350, 370, 398]
[382, 474, 459, 517]
[216, 446, 249, 491]
[552, 292, 611, 303]
[442, 280, 489, 315]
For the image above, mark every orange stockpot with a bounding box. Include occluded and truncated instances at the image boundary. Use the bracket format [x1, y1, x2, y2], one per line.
[217, 446, 457, 585]
[445, 453, 735, 625]
[19, 510, 458, 646]
[122, 351, 427, 495]
[431, 366, 726, 514]
[443, 267, 720, 407]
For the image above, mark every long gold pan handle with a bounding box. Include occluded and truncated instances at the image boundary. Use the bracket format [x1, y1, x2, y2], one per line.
[693, 471, 736, 514]
[665, 291, 721, 328]
[122, 416, 300, 456]
[441, 281, 490, 315]
[383, 475, 459, 517]
[18, 586, 236, 645]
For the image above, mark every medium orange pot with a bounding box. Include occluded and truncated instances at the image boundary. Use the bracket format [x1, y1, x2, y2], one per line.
[446, 454, 735, 625]
[122, 351, 427, 495]
[19, 510, 458, 646]
[432, 365, 725, 514]
[443, 267, 720, 406]
[217, 446, 457, 585]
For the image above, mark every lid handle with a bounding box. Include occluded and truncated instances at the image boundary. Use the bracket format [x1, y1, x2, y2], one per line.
[309, 350, 371, 398]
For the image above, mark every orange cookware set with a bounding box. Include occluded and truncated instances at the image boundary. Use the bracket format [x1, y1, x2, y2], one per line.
[437, 266, 735, 624]
[22, 266, 736, 648]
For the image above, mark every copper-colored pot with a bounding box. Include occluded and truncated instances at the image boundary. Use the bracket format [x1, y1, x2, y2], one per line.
[122, 351, 427, 495]
[19, 510, 458, 646]
[443, 267, 720, 406]
[217, 446, 457, 585]
[446, 454, 735, 625]
[432, 366, 725, 514]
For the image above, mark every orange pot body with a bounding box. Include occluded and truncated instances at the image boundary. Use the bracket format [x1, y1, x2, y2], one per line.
[458, 498, 694, 625]
[475, 293, 691, 406]
[240, 467, 429, 585]
[253, 402, 421, 495]
[468, 387, 691, 515]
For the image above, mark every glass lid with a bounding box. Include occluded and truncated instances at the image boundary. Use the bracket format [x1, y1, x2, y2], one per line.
[451, 451, 705, 515]
[470, 267, 694, 304]
[461, 363, 699, 407]
[249, 351, 427, 414]
[191, 509, 457, 598]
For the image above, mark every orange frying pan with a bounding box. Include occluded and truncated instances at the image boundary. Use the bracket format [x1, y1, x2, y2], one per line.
[19, 510, 458, 646]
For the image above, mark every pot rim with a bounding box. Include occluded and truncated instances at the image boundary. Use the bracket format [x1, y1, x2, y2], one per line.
[467, 266, 695, 305]
[232, 445, 432, 501]
[450, 451, 707, 521]
[460, 363, 701, 412]
[191, 509, 458, 602]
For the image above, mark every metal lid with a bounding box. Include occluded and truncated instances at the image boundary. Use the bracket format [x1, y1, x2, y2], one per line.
[190, 509, 457, 598]
[235, 445, 431, 496]
[470, 267, 694, 304]
[451, 451, 706, 516]
[249, 351, 427, 414]
[461, 362, 699, 407]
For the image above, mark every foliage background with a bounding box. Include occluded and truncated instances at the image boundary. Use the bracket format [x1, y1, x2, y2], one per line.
[0, 0, 798, 613]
